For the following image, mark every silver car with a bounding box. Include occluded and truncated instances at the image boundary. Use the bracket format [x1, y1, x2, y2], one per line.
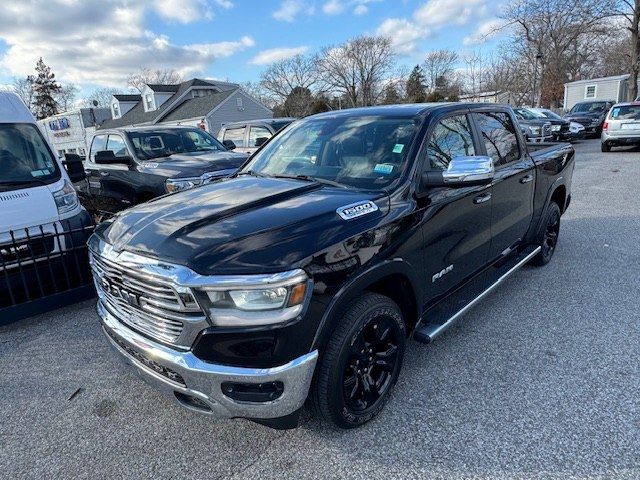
[601, 102, 640, 152]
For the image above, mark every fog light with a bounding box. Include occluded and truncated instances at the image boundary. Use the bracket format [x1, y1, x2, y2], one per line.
[221, 381, 284, 403]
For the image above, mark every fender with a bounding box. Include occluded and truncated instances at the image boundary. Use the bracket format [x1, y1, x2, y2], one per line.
[311, 258, 422, 350]
[532, 176, 566, 239]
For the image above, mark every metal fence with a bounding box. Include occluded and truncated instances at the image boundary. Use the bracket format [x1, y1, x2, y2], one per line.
[0, 218, 95, 326]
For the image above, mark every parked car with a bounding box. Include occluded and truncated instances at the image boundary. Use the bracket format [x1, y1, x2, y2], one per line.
[77, 126, 248, 219]
[601, 102, 640, 152]
[218, 118, 296, 155]
[89, 103, 575, 430]
[563, 100, 615, 136]
[513, 108, 553, 142]
[0, 92, 92, 308]
[529, 108, 573, 141]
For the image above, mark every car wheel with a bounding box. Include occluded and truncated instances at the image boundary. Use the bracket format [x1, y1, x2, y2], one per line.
[311, 292, 406, 428]
[601, 142, 611, 152]
[530, 201, 561, 267]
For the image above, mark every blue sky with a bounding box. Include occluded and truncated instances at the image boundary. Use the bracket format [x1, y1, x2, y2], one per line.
[0, 0, 507, 95]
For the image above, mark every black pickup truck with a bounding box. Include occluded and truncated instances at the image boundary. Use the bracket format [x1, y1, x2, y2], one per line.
[74, 126, 248, 219]
[88, 103, 574, 429]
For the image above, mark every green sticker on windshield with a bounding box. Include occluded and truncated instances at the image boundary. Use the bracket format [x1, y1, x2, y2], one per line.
[392, 144, 404, 154]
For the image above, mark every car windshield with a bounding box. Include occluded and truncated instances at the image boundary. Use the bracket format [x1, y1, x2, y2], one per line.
[127, 128, 226, 160]
[536, 109, 562, 120]
[514, 108, 540, 120]
[570, 102, 607, 114]
[0, 123, 60, 188]
[241, 114, 420, 190]
[609, 105, 640, 120]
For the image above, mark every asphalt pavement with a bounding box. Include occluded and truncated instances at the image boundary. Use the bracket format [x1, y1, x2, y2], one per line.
[1, 138, 639, 479]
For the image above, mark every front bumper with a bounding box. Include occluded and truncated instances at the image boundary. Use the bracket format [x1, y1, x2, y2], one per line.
[98, 300, 318, 419]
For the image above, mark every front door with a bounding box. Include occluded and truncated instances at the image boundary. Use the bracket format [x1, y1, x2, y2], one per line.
[472, 111, 535, 259]
[418, 113, 493, 305]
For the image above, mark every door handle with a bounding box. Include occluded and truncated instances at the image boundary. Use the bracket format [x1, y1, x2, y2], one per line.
[473, 192, 491, 204]
[520, 174, 534, 184]
[99, 171, 110, 177]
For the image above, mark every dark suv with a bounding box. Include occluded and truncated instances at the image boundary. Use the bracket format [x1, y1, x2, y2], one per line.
[564, 100, 615, 136]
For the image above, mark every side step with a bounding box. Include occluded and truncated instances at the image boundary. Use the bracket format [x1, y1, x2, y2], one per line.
[414, 245, 541, 344]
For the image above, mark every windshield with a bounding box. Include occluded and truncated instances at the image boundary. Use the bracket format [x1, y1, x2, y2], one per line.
[570, 102, 608, 114]
[514, 108, 540, 121]
[242, 115, 420, 190]
[127, 128, 227, 160]
[609, 105, 640, 120]
[0, 123, 61, 188]
[536, 109, 562, 120]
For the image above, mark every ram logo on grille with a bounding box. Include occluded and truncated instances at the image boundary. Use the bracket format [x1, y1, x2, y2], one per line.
[99, 275, 141, 308]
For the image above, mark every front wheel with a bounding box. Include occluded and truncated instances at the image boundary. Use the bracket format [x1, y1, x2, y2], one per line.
[530, 201, 561, 266]
[311, 292, 406, 428]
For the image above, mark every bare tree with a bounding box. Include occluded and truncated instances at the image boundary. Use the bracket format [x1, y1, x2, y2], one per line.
[423, 50, 459, 94]
[126, 68, 183, 92]
[55, 84, 78, 111]
[501, 0, 618, 107]
[241, 81, 277, 109]
[259, 54, 318, 105]
[317, 36, 396, 107]
[83, 87, 124, 108]
[12, 77, 35, 110]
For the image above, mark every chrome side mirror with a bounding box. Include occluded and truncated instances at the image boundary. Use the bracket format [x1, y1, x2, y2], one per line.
[421, 155, 494, 189]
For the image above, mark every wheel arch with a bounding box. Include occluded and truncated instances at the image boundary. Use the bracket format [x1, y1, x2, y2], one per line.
[311, 259, 422, 351]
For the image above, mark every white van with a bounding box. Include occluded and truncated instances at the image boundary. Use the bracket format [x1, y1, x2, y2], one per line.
[0, 92, 90, 261]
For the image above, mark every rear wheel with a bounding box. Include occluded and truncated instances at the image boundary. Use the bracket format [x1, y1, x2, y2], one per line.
[601, 142, 611, 152]
[311, 292, 406, 428]
[530, 201, 561, 267]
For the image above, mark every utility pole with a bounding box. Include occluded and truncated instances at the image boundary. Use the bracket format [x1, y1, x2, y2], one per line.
[532, 52, 543, 107]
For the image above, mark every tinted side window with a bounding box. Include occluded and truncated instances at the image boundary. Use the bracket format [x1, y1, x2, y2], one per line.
[223, 127, 246, 148]
[106, 135, 127, 157]
[426, 115, 476, 171]
[249, 126, 272, 147]
[474, 112, 520, 166]
[89, 135, 107, 162]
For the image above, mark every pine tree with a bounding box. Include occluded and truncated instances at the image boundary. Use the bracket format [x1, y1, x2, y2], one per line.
[405, 65, 426, 103]
[31, 58, 60, 119]
[381, 83, 401, 105]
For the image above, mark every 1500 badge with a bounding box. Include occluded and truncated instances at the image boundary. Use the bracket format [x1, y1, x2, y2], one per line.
[337, 201, 379, 220]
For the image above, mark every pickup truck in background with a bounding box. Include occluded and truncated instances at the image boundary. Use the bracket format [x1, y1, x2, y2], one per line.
[89, 103, 574, 430]
[73, 126, 248, 219]
[513, 107, 553, 142]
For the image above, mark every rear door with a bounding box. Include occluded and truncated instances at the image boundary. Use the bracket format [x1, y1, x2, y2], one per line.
[419, 112, 493, 302]
[247, 125, 273, 155]
[473, 110, 535, 260]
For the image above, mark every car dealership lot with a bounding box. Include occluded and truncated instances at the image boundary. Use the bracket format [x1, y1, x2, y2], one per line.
[1, 139, 638, 479]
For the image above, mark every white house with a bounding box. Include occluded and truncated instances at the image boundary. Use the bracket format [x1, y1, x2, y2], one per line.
[38, 108, 111, 158]
[563, 74, 640, 110]
[100, 78, 273, 136]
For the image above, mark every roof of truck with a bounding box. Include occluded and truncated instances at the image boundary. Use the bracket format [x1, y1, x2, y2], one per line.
[0, 91, 35, 123]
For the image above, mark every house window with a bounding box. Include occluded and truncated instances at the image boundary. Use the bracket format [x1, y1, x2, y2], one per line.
[112, 103, 120, 118]
[145, 93, 154, 110]
[236, 97, 243, 109]
[585, 85, 597, 99]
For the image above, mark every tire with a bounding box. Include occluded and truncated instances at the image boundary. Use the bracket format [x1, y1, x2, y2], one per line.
[601, 142, 611, 152]
[311, 292, 406, 429]
[530, 201, 561, 267]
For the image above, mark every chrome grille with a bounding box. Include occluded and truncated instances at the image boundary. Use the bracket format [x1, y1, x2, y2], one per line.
[90, 252, 205, 344]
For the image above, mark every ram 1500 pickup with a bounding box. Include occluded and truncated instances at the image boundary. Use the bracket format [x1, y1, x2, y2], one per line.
[88, 103, 575, 429]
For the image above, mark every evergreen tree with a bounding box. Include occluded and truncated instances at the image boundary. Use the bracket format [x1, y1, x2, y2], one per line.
[31, 58, 60, 119]
[381, 83, 401, 105]
[405, 65, 426, 103]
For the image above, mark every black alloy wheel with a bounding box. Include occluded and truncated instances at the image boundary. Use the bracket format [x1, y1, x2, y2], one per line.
[531, 201, 561, 266]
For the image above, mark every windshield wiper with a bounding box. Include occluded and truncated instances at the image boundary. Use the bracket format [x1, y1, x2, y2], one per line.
[236, 170, 269, 178]
[268, 174, 347, 189]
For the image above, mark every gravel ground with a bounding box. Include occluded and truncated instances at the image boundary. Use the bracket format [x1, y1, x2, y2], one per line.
[1, 139, 639, 479]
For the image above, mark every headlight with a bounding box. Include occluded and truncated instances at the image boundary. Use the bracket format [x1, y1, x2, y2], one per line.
[529, 126, 541, 135]
[52, 179, 79, 214]
[551, 125, 561, 132]
[197, 269, 311, 327]
[165, 177, 203, 193]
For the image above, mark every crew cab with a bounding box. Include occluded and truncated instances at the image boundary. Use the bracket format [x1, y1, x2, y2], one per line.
[601, 102, 640, 152]
[89, 103, 574, 430]
[76, 126, 248, 218]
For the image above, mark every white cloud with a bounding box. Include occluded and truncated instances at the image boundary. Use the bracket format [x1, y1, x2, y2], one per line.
[153, 0, 213, 23]
[413, 0, 485, 27]
[249, 46, 309, 65]
[323, 0, 345, 15]
[273, 0, 305, 22]
[214, 0, 234, 8]
[376, 18, 428, 55]
[462, 18, 505, 46]
[353, 4, 368, 15]
[0, 1, 255, 87]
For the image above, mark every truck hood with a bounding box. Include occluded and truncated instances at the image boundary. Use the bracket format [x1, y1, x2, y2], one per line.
[0, 185, 59, 234]
[138, 150, 248, 178]
[98, 176, 389, 274]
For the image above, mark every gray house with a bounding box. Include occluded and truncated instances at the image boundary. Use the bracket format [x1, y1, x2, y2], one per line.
[563, 74, 640, 110]
[100, 78, 272, 136]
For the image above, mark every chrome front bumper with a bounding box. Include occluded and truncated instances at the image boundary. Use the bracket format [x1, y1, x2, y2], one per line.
[98, 300, 318, 419]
